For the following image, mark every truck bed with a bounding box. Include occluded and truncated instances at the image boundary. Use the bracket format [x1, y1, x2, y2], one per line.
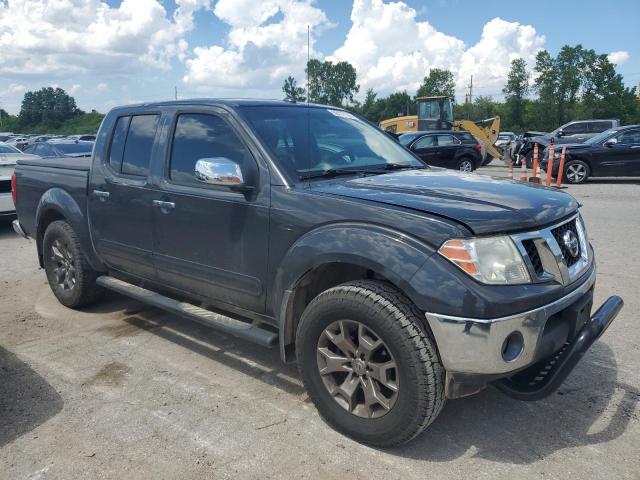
[17, 156, 91, 171]
[14, 157, 90, 238]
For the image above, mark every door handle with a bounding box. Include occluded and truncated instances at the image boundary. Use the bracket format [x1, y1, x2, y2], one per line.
[93, 190, 110, 200]
[153, 200, 175, 210]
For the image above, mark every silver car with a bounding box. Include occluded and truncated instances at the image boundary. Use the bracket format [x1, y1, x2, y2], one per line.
[0, 142, 39, 218]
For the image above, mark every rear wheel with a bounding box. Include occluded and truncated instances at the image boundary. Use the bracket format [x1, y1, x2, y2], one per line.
[457, 157, 475, 172]
[564, 159, 590, 184]
[296, 281, 445, 447]
[42, 220, 103, 308]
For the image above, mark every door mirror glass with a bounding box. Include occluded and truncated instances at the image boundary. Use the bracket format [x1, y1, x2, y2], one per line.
[195, 157, 244, 187]
[604, 138, 618, 147]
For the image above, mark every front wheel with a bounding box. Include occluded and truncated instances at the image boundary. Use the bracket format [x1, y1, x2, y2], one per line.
[42, 220, 103, 308]
[564, 159, 590, 184]
[296, 281, 445, 447]
[457, 157, 475, 172]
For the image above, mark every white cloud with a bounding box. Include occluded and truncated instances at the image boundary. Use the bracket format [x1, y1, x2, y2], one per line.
[183, 0, 333, 93]
[0, 0, 210, 77]
[96, 82, 109, 92]
[0, 83, 27, 96]
[608, 50, 629, 65]
[69, 83, 81, 94]
[330, 0, 545, 100]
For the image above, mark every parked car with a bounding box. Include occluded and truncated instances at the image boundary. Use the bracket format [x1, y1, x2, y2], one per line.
[495, 131, 516, 148]
[65, 134, 97, 142]
[515, 119, 620, 165]
[5, 136, 29, 150]
[23, 141, 93, 158]
[399, 130, 483, 171]
[540, 125, 640, 184]
[0, 142, 39, 219]
[12, 99, 622, 447]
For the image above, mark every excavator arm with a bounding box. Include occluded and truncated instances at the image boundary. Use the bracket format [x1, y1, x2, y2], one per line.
[453, 116, 503, 160]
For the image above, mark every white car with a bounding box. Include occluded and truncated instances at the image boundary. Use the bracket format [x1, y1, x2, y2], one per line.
[0, 142, 39, 218]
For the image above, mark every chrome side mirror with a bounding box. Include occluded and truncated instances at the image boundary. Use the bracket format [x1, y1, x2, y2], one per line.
[195, 158, 244, 187]
[604, 138, 618, 147]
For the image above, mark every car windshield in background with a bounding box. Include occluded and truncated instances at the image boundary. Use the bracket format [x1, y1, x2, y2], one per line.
[55, 143, 93, 154]
[585, 128, 617, 145]
[0, 144, 21, 153]
[240, 106, 425, 179]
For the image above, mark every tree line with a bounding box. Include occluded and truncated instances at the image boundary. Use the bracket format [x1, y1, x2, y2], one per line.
[0, 87, 104, 134]
[283, 44, 640, 133]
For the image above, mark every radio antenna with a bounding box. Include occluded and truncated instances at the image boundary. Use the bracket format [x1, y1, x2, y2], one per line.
[306, 25, 310, 104]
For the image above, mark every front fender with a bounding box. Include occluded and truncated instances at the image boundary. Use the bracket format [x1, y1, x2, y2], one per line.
[273, 222, 437, 359]
[35, 187, 104, 271]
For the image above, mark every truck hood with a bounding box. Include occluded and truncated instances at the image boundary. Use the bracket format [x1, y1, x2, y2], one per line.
[311, 169, 578, 235]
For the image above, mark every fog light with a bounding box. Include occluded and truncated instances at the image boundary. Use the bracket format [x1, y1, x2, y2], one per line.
[502, 331, 524, 362]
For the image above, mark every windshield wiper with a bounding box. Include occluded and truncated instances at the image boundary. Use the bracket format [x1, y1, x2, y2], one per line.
[299, 168, 374, 180]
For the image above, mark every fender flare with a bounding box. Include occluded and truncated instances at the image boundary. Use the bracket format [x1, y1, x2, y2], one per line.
[35, 187, 104, 271]
[272, 222, 436, 360]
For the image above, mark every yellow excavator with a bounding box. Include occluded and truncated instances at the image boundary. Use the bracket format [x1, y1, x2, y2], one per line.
[379, 96, 503, 161]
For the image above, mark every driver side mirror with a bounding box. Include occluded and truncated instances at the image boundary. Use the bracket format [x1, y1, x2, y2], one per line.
[195, 158, 251, 191]
[604, 138, 618, 147]
[556, 129, 564, 137]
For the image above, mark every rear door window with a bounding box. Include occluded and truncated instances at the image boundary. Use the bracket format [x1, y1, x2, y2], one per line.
[589, 121, 613, 133]
[121, 114, 159, 177]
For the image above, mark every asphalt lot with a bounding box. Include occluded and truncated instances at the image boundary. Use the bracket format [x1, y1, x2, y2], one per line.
[1, 163, 639, 479]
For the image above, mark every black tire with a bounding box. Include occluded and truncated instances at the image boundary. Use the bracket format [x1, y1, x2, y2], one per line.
[42, 220, 103, 308]
[296, 280, 445, 447]
[563, 159, 590, 184]
[456, 157, 475, 172]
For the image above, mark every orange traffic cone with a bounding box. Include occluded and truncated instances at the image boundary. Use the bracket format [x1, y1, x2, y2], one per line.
[529, 143, 541, 184]
[519, 155, 528, 181]
[545, 143, 555, 187]
[508, 159, 514, 180]
[556, 146, 567, 187]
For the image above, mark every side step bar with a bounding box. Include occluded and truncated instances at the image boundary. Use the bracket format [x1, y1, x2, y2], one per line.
[96, 276, 278, 348]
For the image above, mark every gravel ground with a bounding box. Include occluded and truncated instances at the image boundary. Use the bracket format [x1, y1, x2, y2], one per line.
[1, 163, 639, 479]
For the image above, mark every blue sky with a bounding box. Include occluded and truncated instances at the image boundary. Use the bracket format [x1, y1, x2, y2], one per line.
[0, 0, 638, 114]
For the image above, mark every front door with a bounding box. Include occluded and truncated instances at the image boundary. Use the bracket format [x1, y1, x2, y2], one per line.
[411, 135, 439, 166]
[596, 129, 640, 177]
[152, 110, 270, 313]
[88, 113, 160, 280]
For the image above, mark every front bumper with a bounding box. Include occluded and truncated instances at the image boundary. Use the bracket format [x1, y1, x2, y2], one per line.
[425, 267, 623, 399]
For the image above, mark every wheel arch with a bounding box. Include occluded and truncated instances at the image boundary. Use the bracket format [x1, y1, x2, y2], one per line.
[35, 188, 104, 271]
[273, 223, 436, 362]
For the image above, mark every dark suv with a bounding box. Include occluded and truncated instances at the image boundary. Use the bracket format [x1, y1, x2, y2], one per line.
[399, 131, 482, 172]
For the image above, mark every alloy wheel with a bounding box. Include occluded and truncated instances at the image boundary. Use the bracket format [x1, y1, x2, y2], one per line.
[316, 320, 398, 418]
[459, 160, 473, 172]
[50, 239, 77, 291]
[566, 163, 587, 183]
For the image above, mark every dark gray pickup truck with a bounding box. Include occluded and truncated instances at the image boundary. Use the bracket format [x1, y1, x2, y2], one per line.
[12, 100, 623, 446]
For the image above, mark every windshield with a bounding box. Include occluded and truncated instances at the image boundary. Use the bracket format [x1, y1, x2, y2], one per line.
[0, 144, 20, 153]
[585, 128, 617, 145]
[240, 106, 424, 178]
[55, 143, 93, 154]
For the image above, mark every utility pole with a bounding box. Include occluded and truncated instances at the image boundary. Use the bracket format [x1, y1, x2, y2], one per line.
[174, 86, 178, 101]
[467, 75, 473, 105]
[306, 25, 310, 104]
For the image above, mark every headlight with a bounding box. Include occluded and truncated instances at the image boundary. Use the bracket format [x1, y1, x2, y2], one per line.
[438, 236, 531, 285]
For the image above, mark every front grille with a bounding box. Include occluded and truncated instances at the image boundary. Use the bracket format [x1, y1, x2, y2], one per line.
[0, 179, 10, 194]
[522, 239, 544, 276]
[551, 220, 581, 267]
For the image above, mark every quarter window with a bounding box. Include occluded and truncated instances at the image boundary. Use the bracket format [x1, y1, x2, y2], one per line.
[170, 113, 250, 187]
[121, 114, 159, 177]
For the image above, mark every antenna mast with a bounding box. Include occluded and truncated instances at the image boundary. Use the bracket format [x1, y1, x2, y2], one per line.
[307, 25, 310, 104]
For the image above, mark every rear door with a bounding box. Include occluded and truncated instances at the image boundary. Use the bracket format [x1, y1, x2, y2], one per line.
[435, 134, 460, 167]
[411, 135, 439, 165]
[88, 113, 160, 280]
[152, 108, 270, 313]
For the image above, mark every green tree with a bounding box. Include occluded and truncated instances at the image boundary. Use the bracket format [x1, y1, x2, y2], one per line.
[282, 76, 306, 102]
[416, 68, 455, 99]
[306, 59, 360, 107]
[18, 87, 81, 128]
[532, 50, 559, 131]
[502, 58, 529, 131]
